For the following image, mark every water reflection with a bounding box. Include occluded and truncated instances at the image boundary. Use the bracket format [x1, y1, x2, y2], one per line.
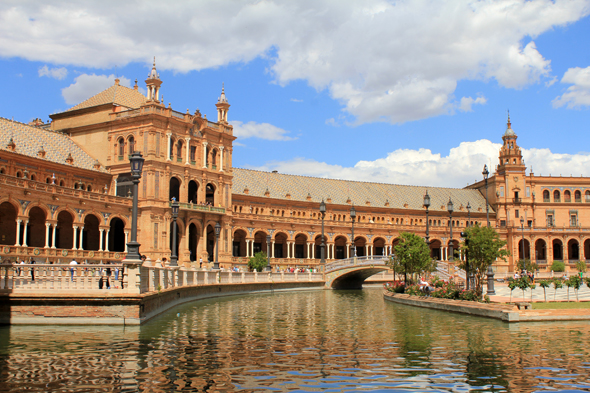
[1, 288, 590, 392]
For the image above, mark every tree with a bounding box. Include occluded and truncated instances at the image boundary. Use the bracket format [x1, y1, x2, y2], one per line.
[539, 280, 551, 302]
[576, 260, 587, 274]
[552, 278, 563, 301]
[459, 224, 510, 296]
[517, 259, 538, 273]
[567, 275, 583, 302]
[388, 232, 434, 285]
[248, 252, 267, 272]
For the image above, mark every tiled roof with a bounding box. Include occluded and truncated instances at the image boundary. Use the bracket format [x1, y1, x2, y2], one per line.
[65, 83, 146, 112]
[233, 168, 491, 213]
[0, 117, 107, 172]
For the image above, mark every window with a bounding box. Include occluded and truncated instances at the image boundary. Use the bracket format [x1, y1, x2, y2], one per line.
[526, 186, 530, 197]
[500, 186, 504, 197]
[547, 214, 554, 227]
[153, 223, 158, 249]
[575, 190, 581, 203]
[554, 190, 561, 203]
[515, 209, 519, 218]
[564, 190, 571, 203]
[190, 146, 196, 162]
[500, 220, 506, 227]
[571, 214, 577, 227]
[586, 190, 590, 202]
[118, 138, 124, 157]
[128, 136, 135, 153]
[176, 141, 183, 160]
[527, 220, 533, 228]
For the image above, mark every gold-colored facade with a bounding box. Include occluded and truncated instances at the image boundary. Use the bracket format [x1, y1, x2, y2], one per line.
[1, 65, 588, 273]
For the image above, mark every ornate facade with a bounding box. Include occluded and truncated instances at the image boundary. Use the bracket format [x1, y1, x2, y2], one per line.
[1, 64, 588, 273]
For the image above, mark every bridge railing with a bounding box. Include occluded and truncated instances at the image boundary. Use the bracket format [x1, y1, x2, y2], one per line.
[325, 256, 389, 272]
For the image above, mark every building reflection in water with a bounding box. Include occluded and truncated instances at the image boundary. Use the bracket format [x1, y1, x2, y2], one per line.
[1, 289, 590, 392]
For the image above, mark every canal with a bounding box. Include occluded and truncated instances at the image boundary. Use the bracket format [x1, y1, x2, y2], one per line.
[1, 287, 590, 392]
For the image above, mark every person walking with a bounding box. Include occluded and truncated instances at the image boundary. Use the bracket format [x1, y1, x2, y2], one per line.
[69, 259, 78, 281]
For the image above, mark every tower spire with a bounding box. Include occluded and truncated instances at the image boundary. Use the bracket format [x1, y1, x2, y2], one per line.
[216, 83, 230, 122]
[145, 56, 162, 102]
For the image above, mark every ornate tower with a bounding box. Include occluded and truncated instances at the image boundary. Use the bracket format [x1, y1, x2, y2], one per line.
[216, 84, 230, 123]
[497, 113, 525, 174]
[145, 57, 162, 102]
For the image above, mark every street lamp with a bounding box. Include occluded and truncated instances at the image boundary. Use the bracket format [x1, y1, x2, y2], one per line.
[170, 199, 179, 267]
[466, 202, 471, 227]
[350, 205, 356, 258]
[423, 190, 430, 245]
[482, 165, 490, 227]
[266, 233, 272, 271]
[126, 151, 144, 261]
[447, 198, 454, 262]
[214, 222, 221, 270]
[320, 200, 326, 266]
[520, 216, 525, 270]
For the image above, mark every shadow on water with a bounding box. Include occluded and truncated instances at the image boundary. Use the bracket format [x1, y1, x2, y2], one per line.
[1, 288, 590, 392]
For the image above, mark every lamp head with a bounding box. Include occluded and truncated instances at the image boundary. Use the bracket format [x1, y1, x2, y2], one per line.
[129, 151, 145, 176]
[447, 198, 454, 214]
[319, 199, 326, 214]
[350, 205, 356, 219]
[466, 202, 471, 212]
[267, 234, 271, 243]
[215, 221, 221, 236]
[423, 190, 430, 208]
[482, 164, 489, 179]
[171, 199, 180, 218]
[520, 217, 524, 226]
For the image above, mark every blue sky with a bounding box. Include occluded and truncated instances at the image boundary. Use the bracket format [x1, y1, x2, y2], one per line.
[2, 1, 590, 188]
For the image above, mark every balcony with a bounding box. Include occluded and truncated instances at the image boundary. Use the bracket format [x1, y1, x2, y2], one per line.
[173, 202, 226, 214]
[543, 198, 550, 203]
[513, 197, 522, 204]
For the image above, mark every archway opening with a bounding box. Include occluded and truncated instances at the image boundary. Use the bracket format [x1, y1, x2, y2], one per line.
[27, 206, 46, 248]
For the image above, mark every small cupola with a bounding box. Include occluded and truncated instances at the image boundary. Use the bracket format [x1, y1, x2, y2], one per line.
[145, 56, 162, 102]
[216, 83, 230, 123]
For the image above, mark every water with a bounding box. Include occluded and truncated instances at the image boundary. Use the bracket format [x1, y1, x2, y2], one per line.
[1, 288, 590, 392]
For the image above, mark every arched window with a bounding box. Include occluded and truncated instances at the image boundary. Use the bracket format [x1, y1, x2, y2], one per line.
[553, 190, 561, 203]
[16, 171, 22, 178]
[586, 190, 590, 203]
[128, 136, 135, 154]
[564, 190, 571, 203]
[543, 190, 550, 202]
[118, 138, 125, 157]
[575, 190, 581, 202]
[177, 141, 183, 161]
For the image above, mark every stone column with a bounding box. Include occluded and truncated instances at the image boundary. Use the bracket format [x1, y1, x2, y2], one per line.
[22, 220, 28, 247]
[15, 219, 21, 246]
[185, 137, 191, 165]
[166, 132, 172, 161]
[99, 228, 104, 251]
[125, 231, 129, 253]
[245, 240, 250, 257]
[219, 146, 224, 171]
[79, 226, 84, 250]
[271, 241, 275, 258]
[370, 245, 373, 256]
[105, 229, 110, 251]
[51, 223, 57, 249]
[202, 142, 208, 168]
[45, 222, 51, 248]
[72, 225, 78, 250]
[287, 242, 291, 258]
[346, 244, 350, 259]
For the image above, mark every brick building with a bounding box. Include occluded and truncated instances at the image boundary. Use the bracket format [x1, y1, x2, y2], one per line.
[0, 63, 587, 273]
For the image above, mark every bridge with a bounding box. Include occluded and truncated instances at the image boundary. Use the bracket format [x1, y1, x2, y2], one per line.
[325, 256, 390, 289]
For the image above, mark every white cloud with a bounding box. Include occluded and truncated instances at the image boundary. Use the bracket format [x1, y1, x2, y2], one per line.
[251, 139, 590, 188]
[61, 74, 131, 105]
[290, 98, 303, 102]
[0, 1, 588, 123]
[459, 95, 487, 112]
[230, 120, 296, 141]
[38, 65, 67, 80]
[552, 66, 590, 109]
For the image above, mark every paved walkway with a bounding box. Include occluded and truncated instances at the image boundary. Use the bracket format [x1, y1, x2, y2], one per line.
[486, 282, 590, 302]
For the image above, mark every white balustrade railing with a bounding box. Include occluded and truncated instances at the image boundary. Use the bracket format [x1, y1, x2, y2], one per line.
[325, 256, 389, 272]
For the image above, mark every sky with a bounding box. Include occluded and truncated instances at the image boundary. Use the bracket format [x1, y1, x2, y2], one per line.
[2, 0, 590, 189]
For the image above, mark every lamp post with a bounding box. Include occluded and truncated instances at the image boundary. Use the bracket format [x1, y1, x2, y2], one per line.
[447, 198, 454, 263]
[126, 151, 145, 261]
[520, 217, 525, 270]
[350, 205, 356, 258]
[466, 202, 471, 227]
[170, 199, 179, 267]
[482, 165, 490, 227]
[266, 234, 272, 271]
[423, 190, 430, 245]
[214, 222, 221, 270]
[320, 200, 326, 267]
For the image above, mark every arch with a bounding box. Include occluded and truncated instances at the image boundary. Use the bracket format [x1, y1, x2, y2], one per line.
[56, 210, 74, 249]
[429, 239, 442, 260]
[585, 239, 590, 262]
[373, 237, 386, 256]
[567, 239, 579, 261]
[274, 231, 288, 258]
[353, 236, 367, 257]
[82, 214, 101, 251]
[233, 229, 247, 257]
[552, 239, 563, 261]
[517, 239, 530, 261]
[314, 234, 324, 259]
[176, 139, 183, 161]
[206, 183, 216, 205]
[26, 206, 46, 248]
[553, 190, 561, 203]
[108, 217, 126, 252]
[189, 223, 199, 262]
[169, 177, 181, 202]
[564, 190, 571, 203]
[253, 231, 270, 255]
[334, 235, 348, 259]
[294, 233, 308, 258]
[449, 239, 460, 260]
[206, 224, 215, 262]
[575, 190, 582, 203]
[118, 137, 125, 157]
[0, 201, 18, 245]
[543, 190, 550, 202]
[188, 180, 199, 204]
[534, 239, 547, 262]
[586, 190, 590, 203]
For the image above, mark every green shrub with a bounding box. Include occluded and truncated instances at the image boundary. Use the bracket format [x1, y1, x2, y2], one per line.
[576, 260, 587, 273]
[458, 289, 479, 301]
[404, 284, 423, 296]
[247, 252, 267, 272]
[551, 260, 566, 273]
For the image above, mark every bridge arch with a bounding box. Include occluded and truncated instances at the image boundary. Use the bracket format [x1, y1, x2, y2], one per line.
[325, 257, 390, 289]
